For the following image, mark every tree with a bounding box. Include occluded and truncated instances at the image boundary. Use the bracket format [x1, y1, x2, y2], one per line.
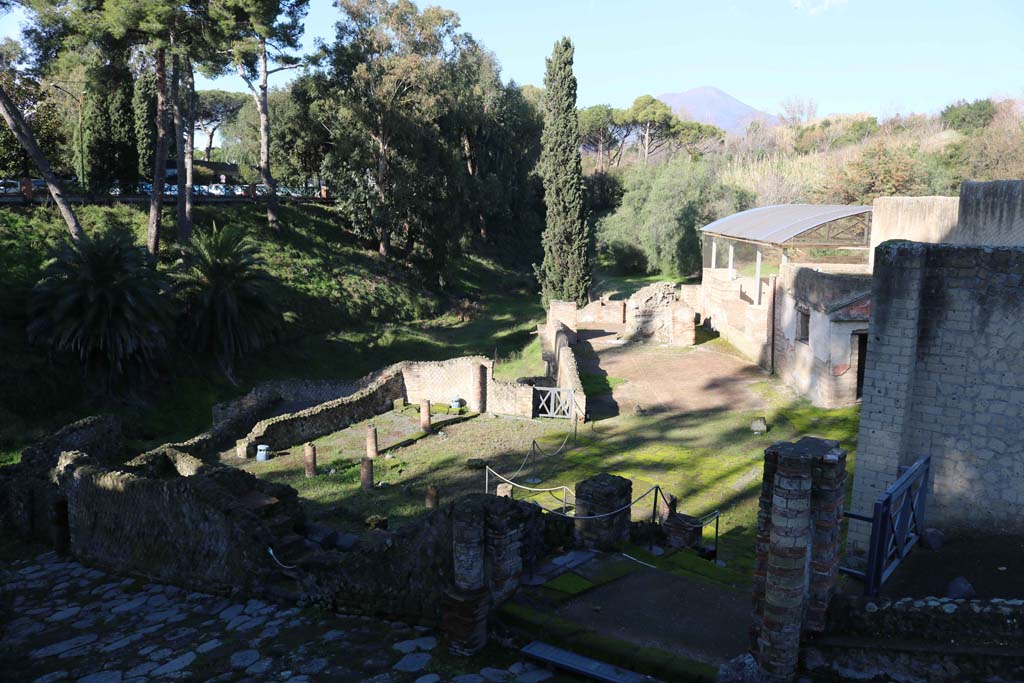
[578, 104, 621, 173]
[172, 224, 280, 383]
[618, 95, 676, 165]
[672, 119, 725, 158]
[323, 0, 467, 257]
[0, 35, 83, 241]
[27, 227, 171, 391]
[780, 95, 817, 126]
[133, 71, 157, 179]
[194, 90, 247, 161]
[535, 37, 590, 305]
[210, 0, 309, 233]
[940, 98, 997, 133]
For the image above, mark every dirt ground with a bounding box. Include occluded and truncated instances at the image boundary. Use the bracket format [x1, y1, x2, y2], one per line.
[880, 532, 1024, 599]
[576, 329, 769, 419]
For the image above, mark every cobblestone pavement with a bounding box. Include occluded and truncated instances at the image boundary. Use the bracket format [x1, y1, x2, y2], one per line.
[1, 552, 555, 683]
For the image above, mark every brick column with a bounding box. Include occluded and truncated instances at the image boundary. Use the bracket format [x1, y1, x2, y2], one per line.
[360, 457, 374, 491]
[425, 485, 439, 509]
[485, 501, 524, 603]
[750, 445, 779, 651]
[303, 443, 317, 478]
[574, 473, 632, 550]
[758, 442, 813, 683]
[807, 444, 847, 632]
[468, 362, 487, 413]
[444, 499, 489, 656]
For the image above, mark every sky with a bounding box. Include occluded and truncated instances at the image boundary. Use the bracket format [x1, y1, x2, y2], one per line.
[2, 0, 1022, 118]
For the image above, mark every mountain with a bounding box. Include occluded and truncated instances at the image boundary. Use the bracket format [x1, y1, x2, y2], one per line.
[657, 86, 781, 135]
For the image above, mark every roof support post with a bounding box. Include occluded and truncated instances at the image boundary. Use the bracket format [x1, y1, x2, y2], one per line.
[711, 238, 717, 269]
[755, 248, 763, 306]
[728, 243, 735, 281]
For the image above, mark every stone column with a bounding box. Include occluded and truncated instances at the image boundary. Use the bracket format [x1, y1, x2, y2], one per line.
[425, 485, 439, 509]
[420, 400, 432, 434]
[366, 424, 379, 458]
[573, 473, 632, 550]
[443, 499, 489, 656]
[758, 441, 812, 683]
[360, 457, 374, 491]
[750, 445, 780, 651]
[468, 362, 487, 413]
[304, 443, 317, 478]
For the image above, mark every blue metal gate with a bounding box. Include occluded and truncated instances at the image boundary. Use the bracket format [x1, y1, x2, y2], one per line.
[840, 456, 930, 597]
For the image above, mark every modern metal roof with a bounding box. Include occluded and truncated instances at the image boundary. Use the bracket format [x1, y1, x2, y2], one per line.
[701, 204, 872, 246]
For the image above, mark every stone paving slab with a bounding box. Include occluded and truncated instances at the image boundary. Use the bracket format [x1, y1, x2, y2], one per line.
[0, 552, 558, 683]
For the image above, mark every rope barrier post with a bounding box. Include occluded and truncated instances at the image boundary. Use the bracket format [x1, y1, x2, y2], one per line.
[714, 513, 720, 560]
[650, 485, 660, 550]
[485, 467, 489, 495]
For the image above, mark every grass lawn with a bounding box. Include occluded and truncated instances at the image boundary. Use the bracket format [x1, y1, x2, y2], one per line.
[235, 341, 860, 583]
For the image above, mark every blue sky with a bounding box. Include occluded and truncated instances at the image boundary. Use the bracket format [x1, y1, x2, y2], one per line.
[3, 0, 1022, 117]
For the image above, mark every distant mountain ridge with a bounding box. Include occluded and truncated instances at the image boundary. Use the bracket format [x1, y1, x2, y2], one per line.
[657, 86, 781, 135]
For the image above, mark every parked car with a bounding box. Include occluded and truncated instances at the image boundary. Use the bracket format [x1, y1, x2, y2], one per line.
[0, 180, 21, 195]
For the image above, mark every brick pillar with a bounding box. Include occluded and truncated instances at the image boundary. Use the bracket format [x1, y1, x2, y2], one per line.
[750, 446, 780, 651]
[574, 473, 632, 550]
[468, 362, 487, 413]
[420, 400, 432, 434]
[758, 442, 813, 683]
[304, 443, 317, 478]
[366, 424, 379, 458]
[485, 501, 524, 603]
[360, 457, 374, 491]
[807, 444, 847, 632]
[444, 499, 488, 656]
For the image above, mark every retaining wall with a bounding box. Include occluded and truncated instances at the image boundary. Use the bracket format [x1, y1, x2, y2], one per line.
[870, 196, 960, 267]
[849, 241, 1024, 553]
[556, 345, 587, 421]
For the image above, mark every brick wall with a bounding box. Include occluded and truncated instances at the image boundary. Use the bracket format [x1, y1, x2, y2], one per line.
[850, 241, 1024, 553]
[401, 356, 492, 409]
[556, 345, 587, 421]
[486, 379, 534, 418]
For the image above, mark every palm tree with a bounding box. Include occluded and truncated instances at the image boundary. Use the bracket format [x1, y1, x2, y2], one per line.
[28, 229, 171, 392]
[173, 224, 280, 383]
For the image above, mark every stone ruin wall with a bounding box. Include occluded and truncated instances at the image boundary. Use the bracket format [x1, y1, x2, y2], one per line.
[235, 356, 536, 458]
[870, 196, 960, 267]
[54, 448, 304, 596]
[849, 241, 1024, 554]
[555, 345, 587, 421]
[772, 264, 872, 408]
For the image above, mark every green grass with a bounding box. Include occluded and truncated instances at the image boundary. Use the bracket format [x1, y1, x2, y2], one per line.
[493, 336, 545, 381]
[579, 373, 626, 396]
[544, 572, 596, 596]
[0, 203, 544, 456]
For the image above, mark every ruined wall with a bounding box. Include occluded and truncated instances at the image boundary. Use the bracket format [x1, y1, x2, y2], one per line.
[237, 367, 406, 457]
[211, 379, 359, 426]
[773, 264, 871, 408]
[849, 242, 1024, 552]
[955, 180, 1024, 246]
[804, 595, 1024, 682]
[299, 495, 551, 625]
[486, 379, 534, 418]
[577, 298, 626, 326]
[55, 450, 303, 595]
[870, 196, 960, 267]
[700, 268, 773, 366]
[555, 345, 587, 421]
[401, 356, 491, 409]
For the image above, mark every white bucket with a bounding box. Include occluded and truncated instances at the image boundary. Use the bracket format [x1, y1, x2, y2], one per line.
[256, 445, 270, 462]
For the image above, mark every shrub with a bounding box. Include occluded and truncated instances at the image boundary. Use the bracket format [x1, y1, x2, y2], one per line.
[173, 224, 281, 382]
[940, 98, 997, 133]
[27, 227, 171, 391]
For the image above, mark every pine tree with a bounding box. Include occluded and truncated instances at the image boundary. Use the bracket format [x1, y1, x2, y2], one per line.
[535, 37, 590, 306]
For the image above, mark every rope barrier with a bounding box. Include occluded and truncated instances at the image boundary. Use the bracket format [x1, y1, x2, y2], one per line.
[544, 485, 659, 520]
[267, 547, 295, 570]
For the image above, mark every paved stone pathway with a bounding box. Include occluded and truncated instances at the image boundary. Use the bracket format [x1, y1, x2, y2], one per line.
[1, 552, 556, 683]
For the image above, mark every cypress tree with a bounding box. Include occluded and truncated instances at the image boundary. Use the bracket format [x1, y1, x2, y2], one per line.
[535, 37, 591, 306]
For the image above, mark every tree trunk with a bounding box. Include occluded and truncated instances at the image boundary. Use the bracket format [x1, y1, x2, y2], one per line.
[253, 38, 279, 232]
[182, 57, 195, 241]
[596, 136, 605, 173]
[171, 53, 187, 240]
[0, 82, 83, 241]
[148, 48, 170, 257]
[374, 134, 390, 257]
[203, 124, 215, 162]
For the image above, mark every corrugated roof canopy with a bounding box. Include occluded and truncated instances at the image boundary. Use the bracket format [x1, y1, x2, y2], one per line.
[701, 204, 872, 246]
